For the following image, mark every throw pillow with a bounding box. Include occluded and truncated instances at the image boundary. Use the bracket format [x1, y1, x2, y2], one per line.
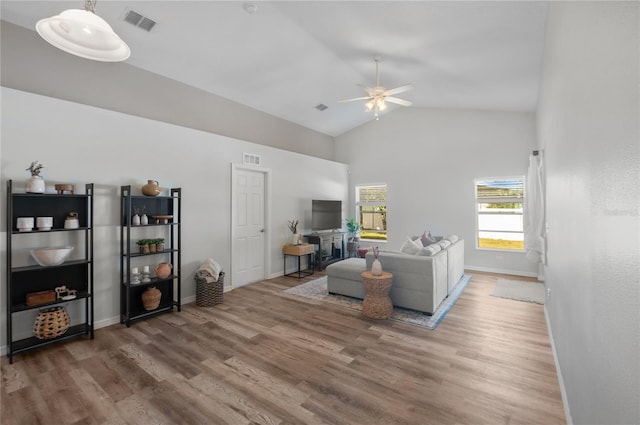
[445, 234, 459, 243]
[437, 239, 451, 250]
[417, 244, 442, 256]
[400, 237, 423, 255]
[420, 230, 437, 246]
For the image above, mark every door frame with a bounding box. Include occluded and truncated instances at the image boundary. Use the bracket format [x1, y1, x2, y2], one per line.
[230, 163, 271, 289]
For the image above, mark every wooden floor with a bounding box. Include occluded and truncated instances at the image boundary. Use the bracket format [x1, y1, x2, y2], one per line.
[1, 271, 566, 425]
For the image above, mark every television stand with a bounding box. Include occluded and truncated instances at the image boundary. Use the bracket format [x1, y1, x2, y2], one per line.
[303, 231, 345, 270]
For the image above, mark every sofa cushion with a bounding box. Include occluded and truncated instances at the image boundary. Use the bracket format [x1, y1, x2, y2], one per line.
[445, 234, 459, 243]
[325, 258, 366, 281]
[437, 239, 452, 250]
[418, 244, 441, 256]
[400, 237, 423, 255]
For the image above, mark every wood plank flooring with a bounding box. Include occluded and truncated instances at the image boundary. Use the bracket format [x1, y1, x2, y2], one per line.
[1, 271, 566, 425]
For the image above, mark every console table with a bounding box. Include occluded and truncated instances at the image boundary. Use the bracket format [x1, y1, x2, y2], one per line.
[283, 243, 315, 278]
[303, 232, 345, 270]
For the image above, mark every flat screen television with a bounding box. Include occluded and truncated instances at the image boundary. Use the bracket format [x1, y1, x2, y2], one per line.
[311, 200, 342, 231]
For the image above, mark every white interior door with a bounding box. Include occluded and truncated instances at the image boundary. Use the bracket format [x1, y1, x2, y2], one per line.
[232, 166, 267, 287]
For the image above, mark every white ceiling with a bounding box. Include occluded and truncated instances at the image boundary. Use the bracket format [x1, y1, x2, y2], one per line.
[1, 1, 548, 136]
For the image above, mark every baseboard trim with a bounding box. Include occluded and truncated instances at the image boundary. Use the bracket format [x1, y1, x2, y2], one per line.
[464, 265, 538, 278]
[544, 306, 573, 425]
[0, 295, 200, 357]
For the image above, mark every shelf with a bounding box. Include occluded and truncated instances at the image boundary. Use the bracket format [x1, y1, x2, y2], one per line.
[120, 185, 181, 327]
[6, 180, 94, 363]
[130, 223, 179, 228]
[12, 227, 90, 235]
[11, 259, 91, 273]
[11, 291, 91, 313]
[123, 275, 178, 288]
[11, 193, 89, 198]
[123, 249, 178, 258]
[11, 324, 92, 354]
[122, 304, 176, 325]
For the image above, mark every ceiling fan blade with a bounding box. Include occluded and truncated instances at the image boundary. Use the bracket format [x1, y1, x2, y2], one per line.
[383, 84, 414, 96]
[338, 96, 373, 103]
[385, 96, 413, 107]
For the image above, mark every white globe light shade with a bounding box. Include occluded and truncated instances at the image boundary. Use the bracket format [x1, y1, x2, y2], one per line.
[36, 9, 130, 62]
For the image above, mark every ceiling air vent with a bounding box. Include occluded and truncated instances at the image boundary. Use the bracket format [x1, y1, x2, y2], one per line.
[315, 104, 328, 111]
[124, 10, 156, 32]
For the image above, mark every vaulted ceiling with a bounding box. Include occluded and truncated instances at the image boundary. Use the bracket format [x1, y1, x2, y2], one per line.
[1, 1, 548, 136]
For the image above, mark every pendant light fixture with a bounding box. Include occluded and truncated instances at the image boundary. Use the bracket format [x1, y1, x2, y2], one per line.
[36, 0, 130, 62]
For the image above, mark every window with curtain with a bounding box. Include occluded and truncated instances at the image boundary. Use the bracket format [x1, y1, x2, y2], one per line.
[475, 177, 524, 251]
[356, 184, 387, 241]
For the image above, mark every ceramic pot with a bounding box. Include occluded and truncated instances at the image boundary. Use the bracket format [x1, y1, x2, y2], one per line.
[155, 262, 172, 279]
[64, 212, 79, 229]
[26, 176, 45, 193]
[142, 287, 161, 311]
[371, 259, 383, 276]
[141, 180, 160, 197]
[36, 216, 53, 231]
[291, 233, 300, 245]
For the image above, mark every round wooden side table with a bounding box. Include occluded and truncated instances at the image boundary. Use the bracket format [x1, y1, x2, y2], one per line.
[361, 271, 393, 319]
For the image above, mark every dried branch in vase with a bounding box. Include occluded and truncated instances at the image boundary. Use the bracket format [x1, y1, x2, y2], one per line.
[287, 219, 299, 234]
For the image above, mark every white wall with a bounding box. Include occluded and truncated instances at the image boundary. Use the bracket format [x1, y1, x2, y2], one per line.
[538, 2, 639, 424]
[0, 87, 348, 343]
[335, 107, 538, 276]
[1, 21, 335, 160]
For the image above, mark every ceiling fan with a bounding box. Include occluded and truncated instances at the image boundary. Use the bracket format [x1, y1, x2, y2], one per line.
[340, 55, 413, 120]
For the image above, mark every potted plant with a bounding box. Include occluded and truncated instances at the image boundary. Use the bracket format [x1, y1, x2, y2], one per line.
[136, 239, 150, 254]
[148, 238, 157, 253]
[25, 160, 45, 193]
[155, 238, 165, 252]
[345, 218, 361, 257]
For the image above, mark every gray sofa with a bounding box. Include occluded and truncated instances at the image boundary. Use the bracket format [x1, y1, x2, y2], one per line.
[325, 236, 464, 314]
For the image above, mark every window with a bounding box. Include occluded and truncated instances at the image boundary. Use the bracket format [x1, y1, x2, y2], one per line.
[475, 177, 524, 251]
[356, 184, 387, 241]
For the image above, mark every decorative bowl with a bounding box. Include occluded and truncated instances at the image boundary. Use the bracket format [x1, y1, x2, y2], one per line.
[30, 246, 74, 267]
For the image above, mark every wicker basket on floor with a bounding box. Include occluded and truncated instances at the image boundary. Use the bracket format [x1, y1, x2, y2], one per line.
[196, 271, 224, 307]
[33, 306, 70, 340]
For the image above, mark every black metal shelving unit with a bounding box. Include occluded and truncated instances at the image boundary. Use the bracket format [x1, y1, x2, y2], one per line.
[119, 185, 181, 327]
[5, 180, 94, 363]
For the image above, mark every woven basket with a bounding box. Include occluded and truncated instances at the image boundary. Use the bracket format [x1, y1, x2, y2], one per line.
[196, 271, 224, 307]
[142, 287, 162, 311]
[33, 306, 70, 340]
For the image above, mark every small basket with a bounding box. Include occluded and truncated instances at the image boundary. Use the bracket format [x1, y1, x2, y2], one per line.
[196, 271, 224, 307]
[33, 306, 70, 340]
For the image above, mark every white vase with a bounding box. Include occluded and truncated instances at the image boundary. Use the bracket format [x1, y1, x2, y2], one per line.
[371, 259, 383, 276]
[141, 214, 149, 225]
[291, 233, 299, 245]
[132, 214, 141, 226]
[26, 175, 45, 193]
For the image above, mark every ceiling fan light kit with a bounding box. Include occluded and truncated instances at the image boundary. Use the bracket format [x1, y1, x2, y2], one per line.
[36, 0, 130, 62]
[340, 56, 413, 120]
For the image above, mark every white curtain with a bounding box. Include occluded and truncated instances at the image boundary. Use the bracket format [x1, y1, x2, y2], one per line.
[525, 153, 546, 264]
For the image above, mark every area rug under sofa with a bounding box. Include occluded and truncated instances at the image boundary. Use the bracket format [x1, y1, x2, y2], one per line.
[282, 274, 471, 330]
